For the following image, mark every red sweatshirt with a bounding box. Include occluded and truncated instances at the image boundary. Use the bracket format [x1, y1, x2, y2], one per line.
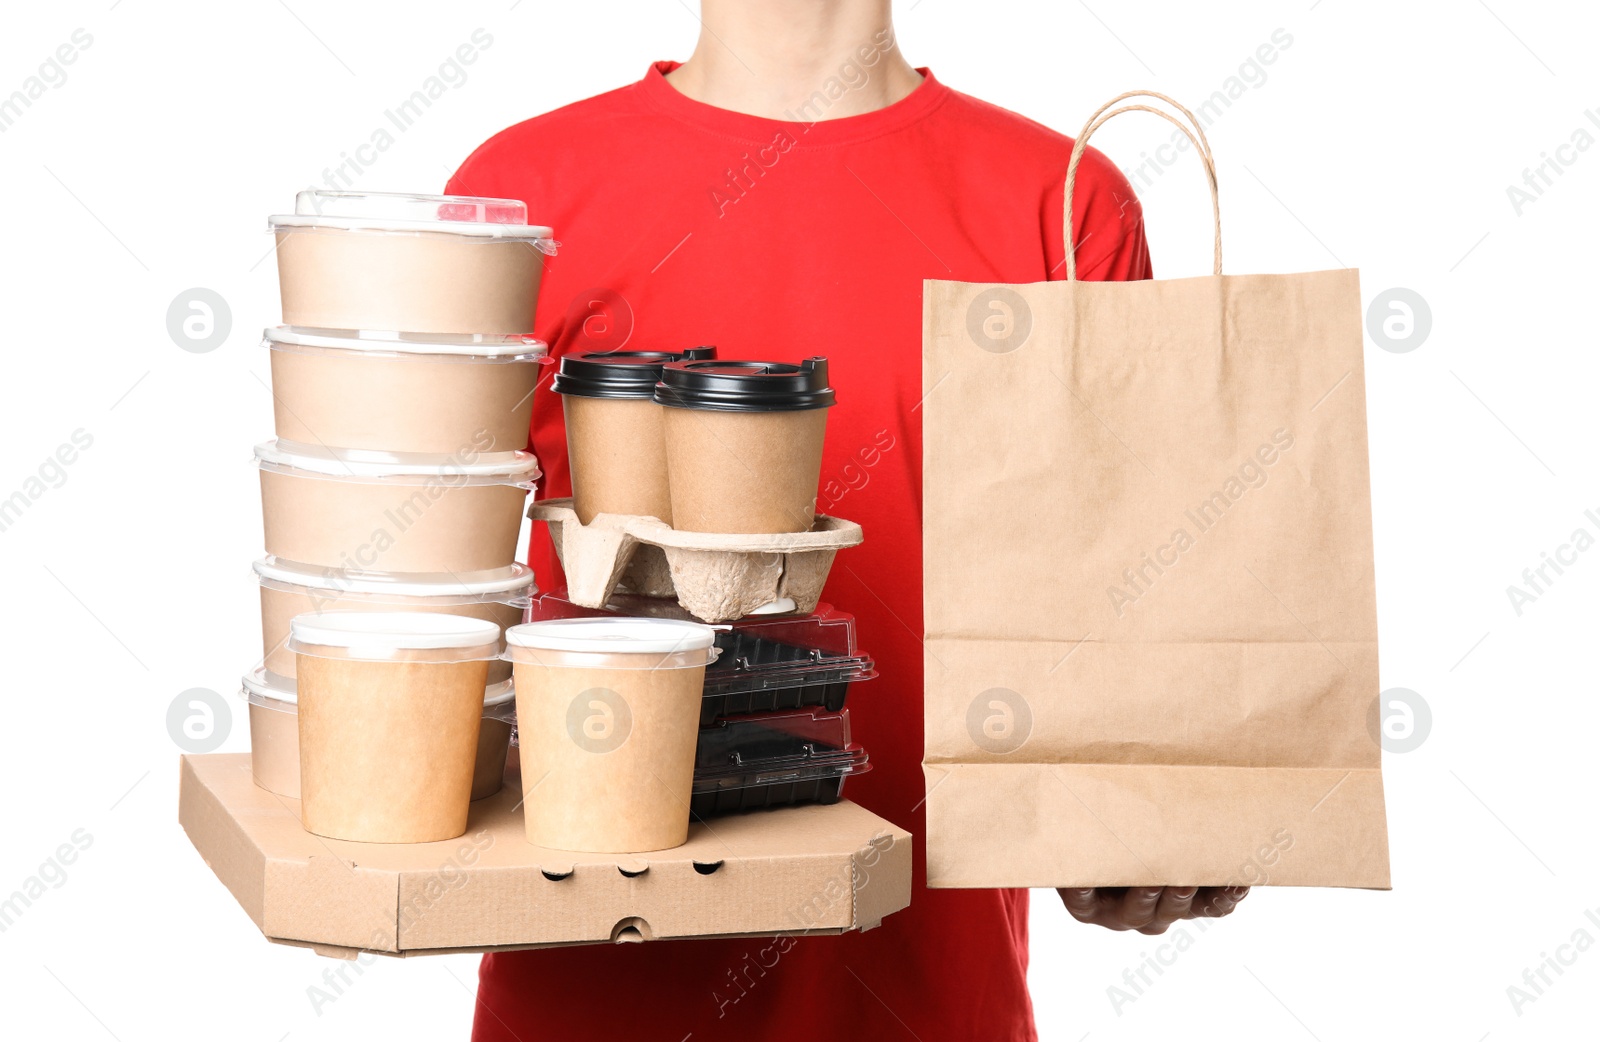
[447, 61, 1150, 1042]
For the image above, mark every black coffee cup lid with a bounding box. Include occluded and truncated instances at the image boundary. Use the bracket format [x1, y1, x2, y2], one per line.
[654, 357, 836, 412]
[553, 347, 717, 399]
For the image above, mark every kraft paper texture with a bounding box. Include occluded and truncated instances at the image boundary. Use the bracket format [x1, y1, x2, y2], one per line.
[921, 266, 1390, 889]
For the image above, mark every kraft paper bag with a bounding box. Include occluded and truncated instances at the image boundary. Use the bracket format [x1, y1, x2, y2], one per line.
[922, 92, 1389, 890]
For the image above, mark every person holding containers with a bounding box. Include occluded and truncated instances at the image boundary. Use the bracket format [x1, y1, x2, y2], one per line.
[503, 617, 720, 852]
[289, 612, 503, 843]
[654, 357, 835, 534]
[552, 346, 716, 524]
[269, 190, 556, 336]
[263, 327, 547, 456]
[238, 667, 518, 803]
[253, 557, 534, 683]
[254, 440, 539, 574]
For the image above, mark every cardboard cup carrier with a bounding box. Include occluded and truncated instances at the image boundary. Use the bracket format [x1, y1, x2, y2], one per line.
[268, 191, 556, 336]
[655, 358, 835, 534]
[505, 618, 719, 853]
[255, 440, 538, 574]
[265, 327, 547, 455]
[252, 556, 534, 683]
[240, 667, 517, 802]
[290, 612, 502, 843]
[553, 347, 716, 525]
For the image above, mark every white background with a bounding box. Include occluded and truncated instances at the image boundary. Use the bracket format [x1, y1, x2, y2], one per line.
[1, 1, 1596, 1038]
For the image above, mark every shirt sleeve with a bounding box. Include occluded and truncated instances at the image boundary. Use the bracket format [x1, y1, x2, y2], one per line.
[1046, 142, 1153, 283]
[443, 134, 499, 199]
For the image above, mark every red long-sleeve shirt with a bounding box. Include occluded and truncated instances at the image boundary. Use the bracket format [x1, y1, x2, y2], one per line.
[447, 61, 1150, 1042]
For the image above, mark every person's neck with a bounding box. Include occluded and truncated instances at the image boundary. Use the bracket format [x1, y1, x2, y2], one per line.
[666, 0, 922, 121]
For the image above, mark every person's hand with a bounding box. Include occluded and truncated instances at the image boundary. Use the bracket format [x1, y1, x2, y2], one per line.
[1058, 886, 1250, 935]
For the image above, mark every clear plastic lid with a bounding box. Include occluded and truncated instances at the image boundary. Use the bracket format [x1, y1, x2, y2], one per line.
[692, 708, 869, 785]
[239, 667, 299, 709]
[269, 190, 557, 248]
[254, 439, 540, 488]
[481, 678, 517, 723]
[528, 591, 876, 695]
[690, 752, 871, 795]
[288, 611, 502, 662]
[241, 666, 513, 712]
[506, 617, 717, 654]
[253, 556, 536, 605]
[503, 617, 719, 668]
[264, 326, 548, 363]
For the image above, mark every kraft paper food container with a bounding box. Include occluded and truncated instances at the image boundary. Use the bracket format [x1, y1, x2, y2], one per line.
[553, 347, 717, 525]
[474, 681, 517, 802]
[239, 669, 302, 799]
[655, 357, 835, 534]
[252, 556, 533, 682]
[527, 498, 864, 623]
[256, 440, 538, 574]
[528, 589, 877, 724]
[505, 618, 719, 853]
[238, 667, 515, 802]
[265, 327, 546, 455]
[268, 190, 556, 336]
[290, 612, 500, 843]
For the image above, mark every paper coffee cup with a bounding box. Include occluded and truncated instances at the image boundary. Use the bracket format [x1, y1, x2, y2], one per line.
[553, 348, 717, 525]
[256, 440, 538, 574]
[240, 667, 515, 802]
[265, 327, 545, 455]
[290, 612, 501, 842]
[655, 358, 835, 534]
[269, 191, 555, 336]
[253, 556, 533, 682]
[505, 618, 719, 852]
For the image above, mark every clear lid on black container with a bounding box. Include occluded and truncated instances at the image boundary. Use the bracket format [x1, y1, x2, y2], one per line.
[692, 708, 869, 788]
[527, 590, 876, 696]
[553, 347, 717, 400]
[654, 357, 835, 412]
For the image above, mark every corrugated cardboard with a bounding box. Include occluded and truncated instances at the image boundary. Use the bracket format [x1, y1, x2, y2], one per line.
[179, 754, 911, 958]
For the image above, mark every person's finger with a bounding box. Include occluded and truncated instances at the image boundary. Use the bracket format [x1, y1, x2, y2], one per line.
[1151, 886, 1197, 925]
[1058, 888, 1105, 923]
[1189, 887, 1228, 917]
[1216, 886, 1250, 916]
[1117, 887, 1164, 930]
[1195, 886, 1248, 918]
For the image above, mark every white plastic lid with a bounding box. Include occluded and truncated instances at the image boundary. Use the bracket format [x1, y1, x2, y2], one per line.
[290, 611, 501, 661]
[241, 667, 513, 708]
[254, 439, 540, 484]
[264, 326, 548, 361]
[505, 617, 718, 654]
[269, 190, 555, 242]
[253, 556, 536, 599]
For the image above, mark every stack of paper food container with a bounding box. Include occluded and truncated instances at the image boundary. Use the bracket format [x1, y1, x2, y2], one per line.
[241, 190, 554, 842]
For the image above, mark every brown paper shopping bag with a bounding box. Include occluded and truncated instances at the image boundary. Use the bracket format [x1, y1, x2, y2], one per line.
[922, 92, 1389, 890]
